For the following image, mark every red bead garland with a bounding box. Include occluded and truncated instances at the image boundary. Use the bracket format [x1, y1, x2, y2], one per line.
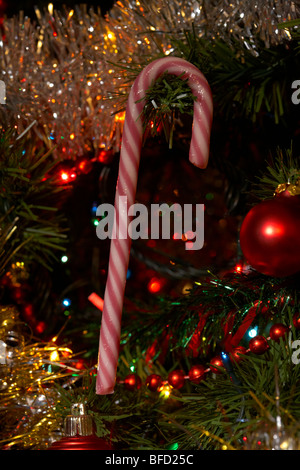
[293, 313, 300, 330]
[124, 373, 142, 391]
[230, 346, 247, 363]
[188, 365, 206, 384]
[145, 374, 162, 392]
[168, 370, 185, 389]
[269, 323, 289, 342]
[119, 316, 300, 393]
[209, 356, 224, 374]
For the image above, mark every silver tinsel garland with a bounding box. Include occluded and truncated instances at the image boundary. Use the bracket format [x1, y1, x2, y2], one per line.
[0, 1, 299, 158]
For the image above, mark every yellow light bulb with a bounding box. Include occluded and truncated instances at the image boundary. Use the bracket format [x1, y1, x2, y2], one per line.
[158, 384, 171, 398]
[50, 350, 59, 362]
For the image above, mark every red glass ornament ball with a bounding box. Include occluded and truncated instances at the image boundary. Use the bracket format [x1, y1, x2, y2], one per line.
[124, 373, 142, 391]
[239, 195, 300, 277]
[209, 356, 224, 374]
[49, 435, 112, 450]
[230, 346, 247, 363]
[168, 370, 185, 389]
[188, 365, 206, 384]
[145, 374, 162, 392]
[269, 323, 289, 342]
[249, 335, 269, 355]
[293, 313, 300, 330]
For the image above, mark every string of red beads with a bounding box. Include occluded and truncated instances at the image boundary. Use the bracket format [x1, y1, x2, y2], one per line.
[119, 313, 299, 392]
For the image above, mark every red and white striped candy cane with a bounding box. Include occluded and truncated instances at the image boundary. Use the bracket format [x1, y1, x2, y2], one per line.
[96, 56, 213, 394]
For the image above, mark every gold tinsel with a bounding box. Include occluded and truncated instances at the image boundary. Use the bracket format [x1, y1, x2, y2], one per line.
[275, 179, 300, 196]
[0, 305, 85, 449]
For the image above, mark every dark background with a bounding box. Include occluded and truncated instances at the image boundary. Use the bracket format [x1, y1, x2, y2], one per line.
[2, 0, 115, 18]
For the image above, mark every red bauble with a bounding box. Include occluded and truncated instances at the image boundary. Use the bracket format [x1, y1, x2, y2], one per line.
[209, 356, 224, 374]
[49, 435, 112, 450]
[188, 365, 206, 384]
[230, 346, 247, 363]
[293, 313, 300, 330]
[249, 335, 269, 355]
[168, 370, 185, 389]
[269, 323, 289, 342]
[49, 402, 113, 451]
[239, 195, 300, 277]
[145, 374, 162, 392]
[124, 373, 142, 391]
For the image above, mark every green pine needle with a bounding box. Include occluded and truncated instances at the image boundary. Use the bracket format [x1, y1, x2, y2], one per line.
[0, 129, 69, 274]
[252, 146, 300, 200]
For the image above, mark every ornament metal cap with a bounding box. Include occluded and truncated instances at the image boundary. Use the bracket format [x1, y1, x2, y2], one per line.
[64, 403, 93, 437]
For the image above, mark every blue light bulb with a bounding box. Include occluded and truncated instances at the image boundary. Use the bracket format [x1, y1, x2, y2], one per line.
[62, 298, 71, 307]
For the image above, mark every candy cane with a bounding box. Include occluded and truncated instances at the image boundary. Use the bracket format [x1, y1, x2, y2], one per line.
[96, 56, 213, 395]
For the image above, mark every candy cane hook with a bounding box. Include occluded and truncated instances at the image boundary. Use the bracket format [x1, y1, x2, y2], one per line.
[96, 56, 213, 394]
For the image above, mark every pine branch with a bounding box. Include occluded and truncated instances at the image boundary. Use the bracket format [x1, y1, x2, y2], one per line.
[120, 272, 298, 363]
[139, 72, 196, 147]
[251, 146, 300, 200]
[0, 129, 69, 274]
[170, 28, 300, 124]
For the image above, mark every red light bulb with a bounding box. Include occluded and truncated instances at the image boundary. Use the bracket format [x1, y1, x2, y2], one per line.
[148, 277, 163, 294]
[124, 373, 142, 391]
